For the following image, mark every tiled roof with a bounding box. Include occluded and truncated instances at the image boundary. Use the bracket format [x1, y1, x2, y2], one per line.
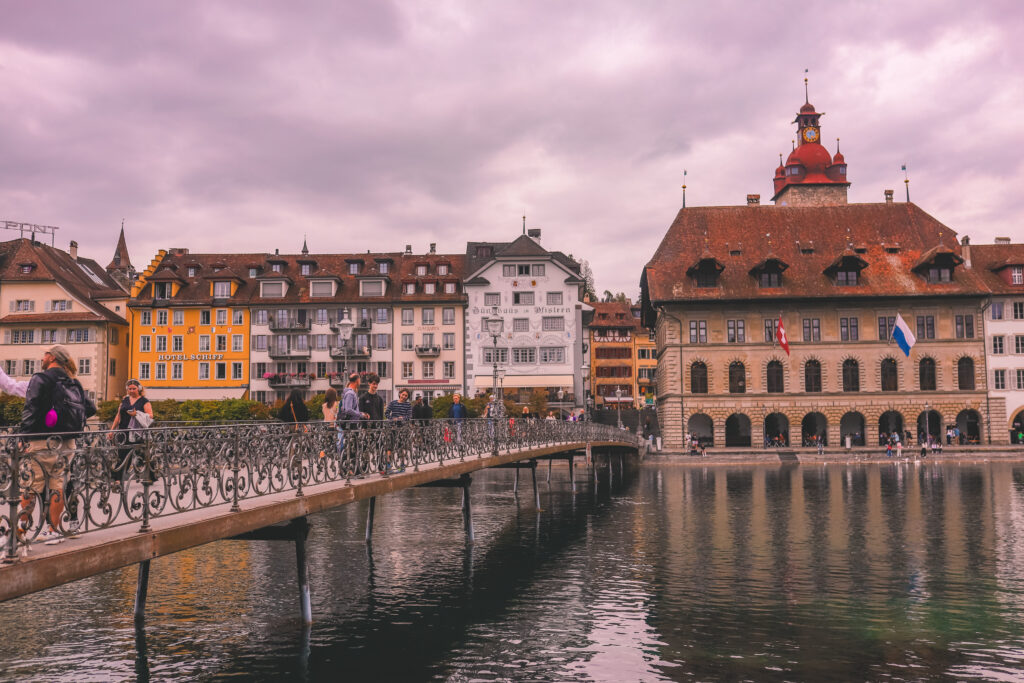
[968, 243, 1024, 294]
[0, 238, 128, 324]
[0, 311, 111, 324]
[465, 238, 581, 280]
[642, 202, 992, 304]
[589, 300, 641, 330]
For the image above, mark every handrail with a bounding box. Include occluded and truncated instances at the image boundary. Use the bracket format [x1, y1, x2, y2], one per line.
[1, 419, 636, 558]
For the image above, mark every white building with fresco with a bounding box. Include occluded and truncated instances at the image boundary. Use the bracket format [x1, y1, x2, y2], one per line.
[463, 229, 589, 412]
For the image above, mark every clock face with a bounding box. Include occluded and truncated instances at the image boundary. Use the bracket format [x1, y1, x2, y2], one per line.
[802, 127, 819, 143]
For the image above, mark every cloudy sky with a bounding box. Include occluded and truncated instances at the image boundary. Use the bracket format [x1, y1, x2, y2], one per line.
[1, 1, 1022, 297]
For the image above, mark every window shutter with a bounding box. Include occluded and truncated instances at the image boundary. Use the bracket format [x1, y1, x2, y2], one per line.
[45, 301, 51, 312]
[29, 301, 35, 312]
[67, 301, 72, 311]
[3, 331, 9, 344]
[8, 301, 13, 312]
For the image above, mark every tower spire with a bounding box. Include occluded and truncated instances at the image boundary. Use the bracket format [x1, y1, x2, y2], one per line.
[902, 164, 910, 202]
[301, 234, 309, 255]
[804, 68, 809, 104]
[681, 169, 687, 208]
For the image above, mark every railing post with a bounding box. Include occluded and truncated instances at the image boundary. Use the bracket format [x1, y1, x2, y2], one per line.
[138, 435, 153, 534]
[3, 440, 18, 562]
[230, 432, 241, 513]
[294, 429, 305, 498]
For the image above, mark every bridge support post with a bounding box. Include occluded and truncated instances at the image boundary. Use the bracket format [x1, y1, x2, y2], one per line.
[513, 466, 519, 496]
[547, 458, 552, 483]
[531, 460, 540, 511]
[133, 559, 151, 624]
[594, 449, 599, 487]
[365, 497, 376, 544]
[569, 454, 576, 494]
[462, 478, 474, 543]
[294, 516, 312, 624]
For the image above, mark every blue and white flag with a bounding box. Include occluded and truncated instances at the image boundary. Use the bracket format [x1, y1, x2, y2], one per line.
[891, 314, 916, 357]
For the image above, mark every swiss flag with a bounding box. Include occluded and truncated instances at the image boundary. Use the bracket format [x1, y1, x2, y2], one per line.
[776, 315, 790, 356]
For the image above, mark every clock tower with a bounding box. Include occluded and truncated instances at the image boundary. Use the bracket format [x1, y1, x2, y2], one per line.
[771, 86, 850, 206]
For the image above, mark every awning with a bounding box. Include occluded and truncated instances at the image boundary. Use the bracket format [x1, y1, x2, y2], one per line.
[473, 374, 574, 389]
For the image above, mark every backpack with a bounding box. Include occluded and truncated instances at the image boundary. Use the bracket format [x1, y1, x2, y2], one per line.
[51, 374, 96, 433]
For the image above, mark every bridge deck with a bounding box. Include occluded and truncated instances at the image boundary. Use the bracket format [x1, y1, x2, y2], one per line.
[1, 420, 636, 603]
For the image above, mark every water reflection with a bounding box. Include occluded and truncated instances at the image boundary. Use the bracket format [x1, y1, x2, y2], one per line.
[5, 462, 1024, 680]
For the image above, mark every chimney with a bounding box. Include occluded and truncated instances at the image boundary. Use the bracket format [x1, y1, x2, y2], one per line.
[405, 244, 412, 255]
[961, 235, 972, 269]
[995, 237, 1011, 244]
[69, 240, 78, 260]
[275, 248, 279, 255]
[746, 194, 760, 206]
[884, 189, 894, 204]
[527, 228, 541, 242]
[429, 242, 436, 254]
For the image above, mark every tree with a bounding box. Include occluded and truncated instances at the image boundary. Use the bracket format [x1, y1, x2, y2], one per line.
[573, 257, 597, 301]
[527, 388, 548, 417]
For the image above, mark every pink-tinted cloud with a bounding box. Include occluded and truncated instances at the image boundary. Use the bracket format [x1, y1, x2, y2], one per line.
[1, 1, 1022, 297]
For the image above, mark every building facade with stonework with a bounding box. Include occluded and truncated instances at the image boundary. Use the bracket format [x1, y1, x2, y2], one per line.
[971, 240, 1024, 443]
[641, 96, 1002, 452]
[0, 238, 130, 402]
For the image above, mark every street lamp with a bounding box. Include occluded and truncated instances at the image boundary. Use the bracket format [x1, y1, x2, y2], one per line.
[337, 311, 355, 382]
[485, 312, 504, 456]
[586, 396, 594, 422]
[556, 388, 564, 419]
[614, 386, 623, 429]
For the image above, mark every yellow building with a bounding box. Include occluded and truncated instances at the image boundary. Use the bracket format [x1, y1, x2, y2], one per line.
[632, 303, 657, 408]
[0, 237, 130, 401]
[129, 250, 254, 399]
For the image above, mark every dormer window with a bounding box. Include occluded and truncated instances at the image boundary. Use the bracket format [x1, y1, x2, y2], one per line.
[188, 266, 197, 277]
[404, 283, 416, 294]
[416, 265, 428, 276]
[310, 280, 334, 297]
[444, 282, 456, 294]
[425, 282, 436, 294]
[687, 256, 725, 288]
[153, 282, 171, 299]
[836, 270, 858, 286]
[760, 271, 781, 288]
[360, 279, 384, 297]
[249, 268, 259, 278]
[379, 262, 389, 274]
[301, 264, 311, 275]
[1012, 266, 1023, 285]
[213, 281, 231, 298]
[272, 263, 282, 273]
[349, 262, 362, 275]
[260, 282, 284, 298]
[476, 246, 492, 259]
[437, 264, 449, 276]
[20, 264, 32, 274]
[927, 267, 951, 283]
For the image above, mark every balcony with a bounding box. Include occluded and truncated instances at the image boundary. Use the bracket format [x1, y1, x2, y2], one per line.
[329, 343, 372, 359]
[269, 316, 312, 332]
[330, 317, 372, 332]
[265, 373, 312, 388]
[414, 345, 441, 357]
[268, 345, 312, 359]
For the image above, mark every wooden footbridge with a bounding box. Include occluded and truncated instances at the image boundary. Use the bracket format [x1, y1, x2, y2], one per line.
[0, 419, 640, 623]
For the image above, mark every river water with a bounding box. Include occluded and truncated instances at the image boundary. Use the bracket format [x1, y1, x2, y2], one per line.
[4, 460, 1024, 681]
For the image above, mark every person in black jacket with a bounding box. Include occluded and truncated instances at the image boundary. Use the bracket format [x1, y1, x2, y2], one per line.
[358, 374, 385, 423]
[279, 388, 309, 428]
[18, 345, 95, 546]
[412, 393, 433, 425]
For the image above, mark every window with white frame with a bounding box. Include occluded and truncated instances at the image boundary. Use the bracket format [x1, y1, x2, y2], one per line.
[442, 307, 455, 325]
[172, 335, 184, 352]
[424, 283, 435, 295]
[140, 311, 152, 326]
[444, 283, 456, 294]
[22, 360, 35, 375]
[301, 263, 311, 276]
[199, 335, 211, 352]
[378, 262, 389, 274]
[1018, 369, 1024, 390]
[512, 347, 536, 364]
[404, 283, 416, 295]
[360, 280, 384, 297]
[13, 299, 34, 312]
[49, 299, 71, 311]
[401, 308, 414, 325]
[1017, 336, 1024, 354]
[310, 281, 333, 297]
[540, 347, 565, 364]
[513, 292, 534, 305]
[416, 265, 428, 276]
[199, 363, 210, 380]
[216, 309, 228, 326]
[215, 335, 226, 351]
[994, 369, 1006, 390]
[1013, 266, 1023, 285]
[402, 334, 413, 350]
[261, 282, 284, 298]
[484, 293, 500, 307]
[437, 264, 449, 276]
[994, 336, 1005, 354]
[215, 362, 227, 380]
[348, 262, 361, 275]
[156, 336, 167, 352]
[139, 363, 151, 380]
[422, 361, 434, 379]
[232, 362, 243, 380]
[172, 363, 183, 380]
[201, 310, 212, 325]
[542, 317, 564, 331]
[233, 309, 244, 325]
[443, 332, 455, 349]
[422, 308, 435, 325]
[173, 310, 184, 326]
[546, 292, 563, 305]
[483, 347, 508, 364]
[155, 363, 167, 380]
[531, 264, 545, 277]
[271, 263, 282, 273]
[140, 336, 151, 352]
[41, 329, 57, 344]
[402, 362, 414, 379]
[232, 334, 243, 352]
[8, 330, 34, 344]
[188, 266, 197, 278]
[502, 265, 516, 277]
[443, 361, 455, 378]
[79, 359, 91, 375]
[68, 328, 92, 343]
[513, 318, 530, 332]
[213, 281, 231, 298]
[992, 302, 1004, 320]
[157, 310, 168, 326]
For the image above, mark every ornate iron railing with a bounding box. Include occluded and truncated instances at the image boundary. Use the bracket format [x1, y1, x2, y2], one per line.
[1, 419, 634, 560]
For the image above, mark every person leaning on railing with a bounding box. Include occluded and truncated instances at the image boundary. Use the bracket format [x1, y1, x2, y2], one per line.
[107, 379, 154, 487]
[335, 372, 368, 468]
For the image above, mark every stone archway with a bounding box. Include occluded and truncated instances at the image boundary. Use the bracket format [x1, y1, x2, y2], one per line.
[840, 411, 865, 446]
[725, 413, 751, 447]
[878, 411, 904, 445]
[688, 413, 714, 446]
[1012, 409, 1024, 445]
[764, 413, 790, 447]
[917, 409, 942, 442]
[956, 409, 981, 444]
[801, 412, 828, 446]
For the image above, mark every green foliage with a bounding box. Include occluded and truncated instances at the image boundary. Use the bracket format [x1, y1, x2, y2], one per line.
[305, 393, 327, 420]
[431, 393, 454, 419]
[97, 400, 120, 423]
[0, 394, 25, 426]
[527, 388, 548, 417]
